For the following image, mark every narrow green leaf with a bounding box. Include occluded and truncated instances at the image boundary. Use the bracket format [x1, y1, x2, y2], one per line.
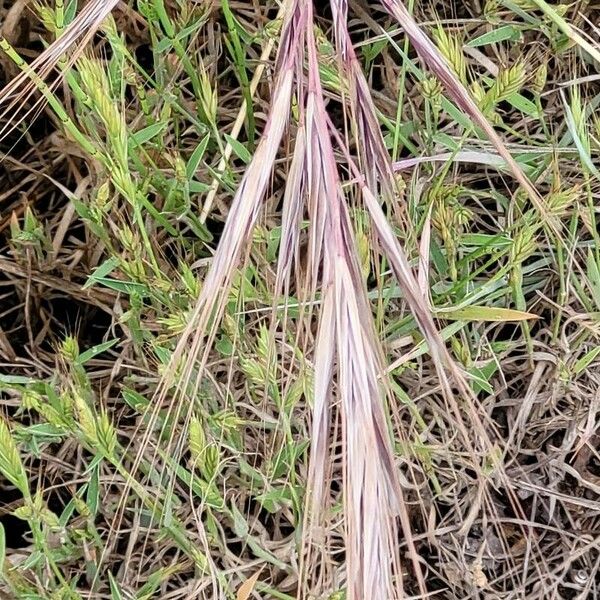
[131, 122, 168, 146]
[83, 257, 120, 290]
[563, 97, 600, 180]
[92, 278, 149, 295]
[188, 180, 211, 193]
[77, 339, 119, 365]
[467, 25, 522, 47]
[438, 305, 538, 321]
[64, 0, 77, 24]
[0, 522, 5, 581]
[586, 250, 600, 310]
[0, 374, 36, 385]
[507, 93, 538, 117]
[224, 134, 252, 164]
[186, 134, 210, 179]
[573, 346, 600, 375]
[87, 463, 100, 516]
[122, 388, 150, 412]
[155, 18, 205, 52]
[108, 572, 124, 600]
[461, 233, 512, 248]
